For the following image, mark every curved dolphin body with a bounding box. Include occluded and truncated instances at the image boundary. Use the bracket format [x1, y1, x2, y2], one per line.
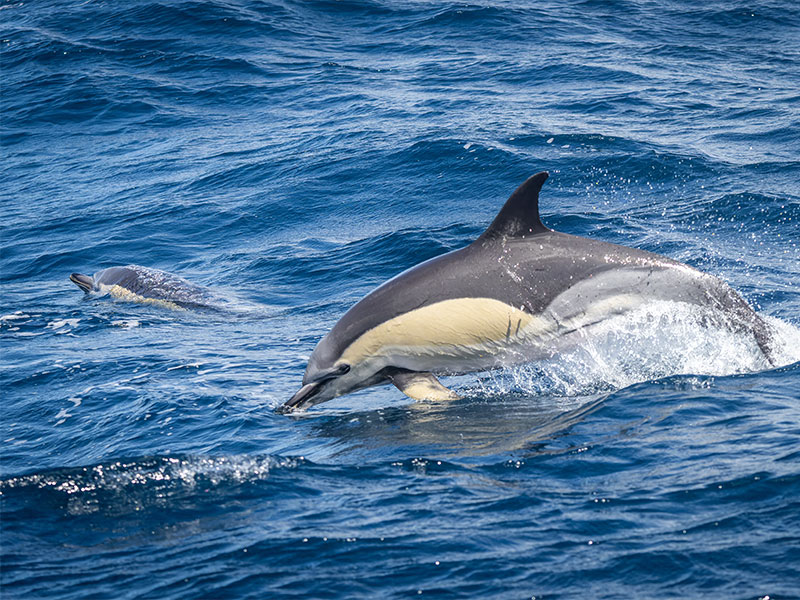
[282, 172, 775, 412]
[70, 265, 217, 310]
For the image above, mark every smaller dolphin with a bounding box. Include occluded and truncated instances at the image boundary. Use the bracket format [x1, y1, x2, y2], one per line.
[70, 265, 216, 310]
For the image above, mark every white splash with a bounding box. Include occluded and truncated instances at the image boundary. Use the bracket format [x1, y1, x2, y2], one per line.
[0, 456, 302, 515]
[47, 318, 80, 331]
[0, 311, 29, 322]
[111, 319, 140, 328]
[473, 302, 800, 398]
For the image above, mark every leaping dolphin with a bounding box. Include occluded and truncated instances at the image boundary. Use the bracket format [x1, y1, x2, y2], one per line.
[281, 172, 775, 413]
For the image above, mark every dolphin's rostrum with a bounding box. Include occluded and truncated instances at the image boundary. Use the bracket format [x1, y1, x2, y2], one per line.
[282, 172, 774, 413]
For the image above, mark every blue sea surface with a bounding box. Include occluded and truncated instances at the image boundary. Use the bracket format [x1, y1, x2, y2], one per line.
[2, 1, 800, 598]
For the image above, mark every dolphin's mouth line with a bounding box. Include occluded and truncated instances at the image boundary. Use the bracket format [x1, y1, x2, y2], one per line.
[279, 382, 321, 414]
[279, 364, 352, 414]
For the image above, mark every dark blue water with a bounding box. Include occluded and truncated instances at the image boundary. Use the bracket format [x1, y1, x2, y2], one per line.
[2, 1, 800, 597]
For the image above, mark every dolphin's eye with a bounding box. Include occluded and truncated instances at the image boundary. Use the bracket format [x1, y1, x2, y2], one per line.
[334, 363, 350, 376]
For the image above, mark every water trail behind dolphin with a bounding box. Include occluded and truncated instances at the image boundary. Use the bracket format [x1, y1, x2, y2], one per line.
[464, 301, 800, 399]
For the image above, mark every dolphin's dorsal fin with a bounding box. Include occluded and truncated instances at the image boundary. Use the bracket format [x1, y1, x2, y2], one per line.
[478, 171, 550, 241]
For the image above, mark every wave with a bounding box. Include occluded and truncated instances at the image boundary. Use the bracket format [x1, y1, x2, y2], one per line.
[0, 454, 302, 516]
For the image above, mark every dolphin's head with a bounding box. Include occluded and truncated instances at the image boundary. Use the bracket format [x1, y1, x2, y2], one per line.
[70, 273, 95, 294]
[280, 328, 387, 413]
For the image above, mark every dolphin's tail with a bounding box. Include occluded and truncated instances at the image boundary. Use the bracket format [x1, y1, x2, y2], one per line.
[70, 273, 94, 293]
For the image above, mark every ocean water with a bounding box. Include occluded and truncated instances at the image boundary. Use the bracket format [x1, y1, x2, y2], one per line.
[2, 0, 800, 597]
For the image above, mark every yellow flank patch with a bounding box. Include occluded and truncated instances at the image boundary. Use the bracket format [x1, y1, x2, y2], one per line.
[340, 297, 535, 365]
[108, 285, 186, 311]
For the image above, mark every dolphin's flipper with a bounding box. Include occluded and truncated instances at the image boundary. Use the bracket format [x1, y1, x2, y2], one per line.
[386, 369, 460, 402]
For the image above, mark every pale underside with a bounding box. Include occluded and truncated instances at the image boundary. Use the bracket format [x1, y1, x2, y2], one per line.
[102, 284, 187, 311]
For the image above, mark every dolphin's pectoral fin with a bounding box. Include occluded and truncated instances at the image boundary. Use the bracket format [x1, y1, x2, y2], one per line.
[385, 369, 460, 402]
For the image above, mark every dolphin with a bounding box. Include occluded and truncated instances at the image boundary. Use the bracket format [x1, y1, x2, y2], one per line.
[281, 172, 775, 413]
[70, 265, 217, 310]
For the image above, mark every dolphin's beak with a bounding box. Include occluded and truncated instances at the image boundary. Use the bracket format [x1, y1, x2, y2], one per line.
[278, 382, 321, 414]
[70, 273, 94, 293]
